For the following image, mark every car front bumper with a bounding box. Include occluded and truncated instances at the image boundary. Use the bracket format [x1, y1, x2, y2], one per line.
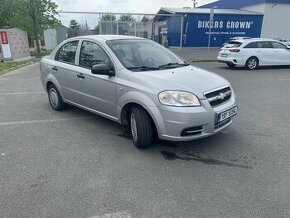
[150, 94, 237, 141]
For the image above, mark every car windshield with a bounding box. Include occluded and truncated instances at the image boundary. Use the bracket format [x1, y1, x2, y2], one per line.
[106, 39, 187, 71]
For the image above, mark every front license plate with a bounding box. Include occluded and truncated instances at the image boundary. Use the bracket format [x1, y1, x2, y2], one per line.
[216, 106, 238, 124]
[221, 53, 228, 57]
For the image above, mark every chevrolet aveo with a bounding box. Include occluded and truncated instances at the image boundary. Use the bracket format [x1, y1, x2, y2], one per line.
[40, 35, 237, 148]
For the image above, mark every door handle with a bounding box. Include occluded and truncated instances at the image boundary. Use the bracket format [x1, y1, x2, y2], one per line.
[52, 66, 58, 71]
[77, 73, 85, 79]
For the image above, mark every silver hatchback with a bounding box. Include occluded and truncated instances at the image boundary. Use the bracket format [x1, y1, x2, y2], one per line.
[40, 35, 237, 148]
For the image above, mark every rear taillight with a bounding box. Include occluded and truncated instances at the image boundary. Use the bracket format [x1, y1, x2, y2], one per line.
[229, 49, 240, 53]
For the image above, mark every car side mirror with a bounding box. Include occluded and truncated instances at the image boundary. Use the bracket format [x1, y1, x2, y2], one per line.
[287, 46, 290, 50]
[91, 64, 115, 76]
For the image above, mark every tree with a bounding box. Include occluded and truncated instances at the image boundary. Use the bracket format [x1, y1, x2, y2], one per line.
[69, 20, 79, 29]
[68, 19, 79, 37]
[8, 0, 59, 53]
[101, 14, 116, 21]
[0, 0, 19, 28]
[118, 14, 135, 22]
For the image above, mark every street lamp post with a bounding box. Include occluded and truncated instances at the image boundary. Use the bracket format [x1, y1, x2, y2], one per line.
[208, 6, 217, 52]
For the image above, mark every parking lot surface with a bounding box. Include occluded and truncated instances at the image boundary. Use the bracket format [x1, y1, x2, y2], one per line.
[1, 62, 290, 218]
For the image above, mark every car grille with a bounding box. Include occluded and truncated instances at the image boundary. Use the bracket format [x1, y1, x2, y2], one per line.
[205, 87, 232, 107]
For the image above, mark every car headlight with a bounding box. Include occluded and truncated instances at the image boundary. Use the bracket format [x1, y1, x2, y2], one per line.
[158, 91, 200, 107]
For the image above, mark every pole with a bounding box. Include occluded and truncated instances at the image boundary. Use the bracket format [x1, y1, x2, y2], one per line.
[180, 15, 184, 48]
[99, 14, 102, 34]
[193, 0, 197, 8]
[208, 7, 215, 52]
[117, 21, 119, 35]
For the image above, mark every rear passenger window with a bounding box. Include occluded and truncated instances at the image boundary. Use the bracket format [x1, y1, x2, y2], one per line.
[55, 41, 79, 64]
[79, 41, 110, 69]
[257, 42, 271, 48]
[244, 42, 258, 48]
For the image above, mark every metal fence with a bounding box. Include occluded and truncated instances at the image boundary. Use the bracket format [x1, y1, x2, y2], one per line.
[99, 21, 151, 38]
[57, 11, 184, 47]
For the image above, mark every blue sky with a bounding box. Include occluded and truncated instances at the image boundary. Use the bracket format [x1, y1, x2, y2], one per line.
[53, 0, 217, 28]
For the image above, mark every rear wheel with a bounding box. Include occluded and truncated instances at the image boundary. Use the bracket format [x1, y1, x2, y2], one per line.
[245, 57, 259, 70]
[226, 63, 236, 68]
[130, 107, 153, 149]
[47, 84, 66, 111]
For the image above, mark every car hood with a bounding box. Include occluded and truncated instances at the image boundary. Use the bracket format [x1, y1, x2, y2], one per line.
[132, 65, 230, 99]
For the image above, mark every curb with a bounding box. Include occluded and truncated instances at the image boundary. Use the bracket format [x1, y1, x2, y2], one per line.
[0, 61, 34, 78]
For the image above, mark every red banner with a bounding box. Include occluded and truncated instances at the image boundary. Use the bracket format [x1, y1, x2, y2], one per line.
[0, 31, 9, 44]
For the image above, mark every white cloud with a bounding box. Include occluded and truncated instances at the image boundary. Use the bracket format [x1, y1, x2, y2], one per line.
[53, 0, 217, 28]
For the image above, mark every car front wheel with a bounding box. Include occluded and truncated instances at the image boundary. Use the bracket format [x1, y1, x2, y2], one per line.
[130, 107, 153, 149]
[245, 57, 259, 70]
[48, 84, 66, 111]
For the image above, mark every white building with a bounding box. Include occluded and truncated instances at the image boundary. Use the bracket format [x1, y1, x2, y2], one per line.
[200, 0, 290, 39]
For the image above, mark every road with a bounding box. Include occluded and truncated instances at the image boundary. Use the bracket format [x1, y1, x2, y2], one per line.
[0, 63, 290, 218]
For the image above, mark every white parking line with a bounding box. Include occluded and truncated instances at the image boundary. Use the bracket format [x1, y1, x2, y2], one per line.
[90, 211, 132, 218]
[0, 116, 91, 126]
[0, 91, 45, 96]
[0, 78, 39, 81]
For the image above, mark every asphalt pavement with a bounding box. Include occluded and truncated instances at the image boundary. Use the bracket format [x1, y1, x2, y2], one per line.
[0, 62, 290, 218]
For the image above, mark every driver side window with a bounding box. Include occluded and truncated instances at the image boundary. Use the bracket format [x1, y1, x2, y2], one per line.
[79, 41, 110, 69]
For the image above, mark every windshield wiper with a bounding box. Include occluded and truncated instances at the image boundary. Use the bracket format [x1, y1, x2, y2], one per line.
[127, 66, 160, 71]
[158, 62, 189, 69]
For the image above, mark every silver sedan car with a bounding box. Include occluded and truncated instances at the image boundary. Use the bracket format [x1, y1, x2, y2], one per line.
[40, 35, 237, 148]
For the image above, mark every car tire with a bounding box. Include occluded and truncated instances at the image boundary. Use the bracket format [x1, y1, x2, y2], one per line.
[130, 106, 153, 149]
[48, 84, 66, 111]
[245, 57, 259, 70]
[226, 63, 236, 68]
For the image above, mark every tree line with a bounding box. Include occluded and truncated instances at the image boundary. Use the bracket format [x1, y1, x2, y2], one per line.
[0, 0, 59, 53]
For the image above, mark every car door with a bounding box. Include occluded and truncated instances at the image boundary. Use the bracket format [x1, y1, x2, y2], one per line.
[75, 40, 117, 119]
[256, 41, 274, 65]
[270, 41, 290, 65]
[52, 40, 85, 104]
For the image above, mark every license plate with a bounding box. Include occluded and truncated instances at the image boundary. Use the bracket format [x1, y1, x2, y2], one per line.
[221, 53, 228, 57]
[216, 106, 238, 124]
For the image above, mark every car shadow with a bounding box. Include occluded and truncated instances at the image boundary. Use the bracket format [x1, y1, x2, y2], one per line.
[63, 105, 256, 170]
[219, 65, 290, 71]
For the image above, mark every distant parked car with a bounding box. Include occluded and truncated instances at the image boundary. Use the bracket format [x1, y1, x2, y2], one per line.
[217, 38, 290, 70]
[40, 35, 237, 148]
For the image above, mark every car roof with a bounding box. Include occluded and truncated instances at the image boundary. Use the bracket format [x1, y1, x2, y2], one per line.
[229, 38, 279, 43]
[69, 35, 146, 42]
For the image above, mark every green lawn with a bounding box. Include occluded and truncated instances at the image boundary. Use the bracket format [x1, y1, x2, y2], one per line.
[0, 61, 29, 74]
[30, 50, 51, 57]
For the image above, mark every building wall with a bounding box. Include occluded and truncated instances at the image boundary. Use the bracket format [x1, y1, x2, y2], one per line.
[164, 13, 263, 47]
[56, 25, 68, 44]
[0, 28, 30, 61]
[44, 29, 57, 50]
[242, 3, 290, 38]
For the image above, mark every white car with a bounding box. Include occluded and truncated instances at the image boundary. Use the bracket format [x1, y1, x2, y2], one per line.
[217, 38, 290, 70]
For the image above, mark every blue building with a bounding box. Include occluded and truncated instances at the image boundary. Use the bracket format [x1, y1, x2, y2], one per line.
[154, 0, 290, 47]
